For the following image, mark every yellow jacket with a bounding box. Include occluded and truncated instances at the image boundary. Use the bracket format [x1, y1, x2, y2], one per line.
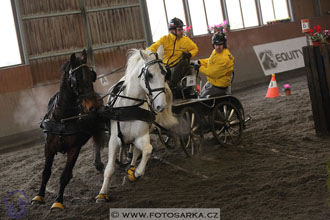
[147, 33, 198, 67]
[199, 48, 234, 88]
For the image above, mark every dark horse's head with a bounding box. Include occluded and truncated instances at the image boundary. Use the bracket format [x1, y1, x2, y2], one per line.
[61, 49, 98, 112]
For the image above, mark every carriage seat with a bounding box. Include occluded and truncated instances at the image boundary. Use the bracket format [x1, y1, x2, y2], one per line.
[177, 74, 200, 99]
[202, 71, 234, 98]
[168, 59, 198, 100]
[226, 71, 235, 95]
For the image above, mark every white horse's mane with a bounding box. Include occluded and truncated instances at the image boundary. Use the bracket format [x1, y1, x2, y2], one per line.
[154, 82, 178, 129]
[125, 49, 144, 77]
[124, 48, 177, 129]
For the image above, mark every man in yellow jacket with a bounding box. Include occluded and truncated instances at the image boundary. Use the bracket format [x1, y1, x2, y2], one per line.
[147, 17, 198, 95]
[192, 32, 234, 98]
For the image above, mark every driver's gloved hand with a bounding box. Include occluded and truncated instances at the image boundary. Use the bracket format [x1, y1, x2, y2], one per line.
[190, 60, 200, 71]
[190, 60, 200, 65]
[182, 52, 192, 60]
[193, 64, 200, 72]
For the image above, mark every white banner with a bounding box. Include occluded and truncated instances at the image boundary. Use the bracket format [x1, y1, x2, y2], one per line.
[253, 37, 307, 76]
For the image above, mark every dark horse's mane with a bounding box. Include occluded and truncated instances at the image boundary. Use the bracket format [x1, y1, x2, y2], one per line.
[60, 61, 70, 73]
[45, 60, 83, 122]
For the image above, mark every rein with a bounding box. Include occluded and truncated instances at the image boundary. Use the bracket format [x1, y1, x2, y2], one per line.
[101, 52, 167, 111]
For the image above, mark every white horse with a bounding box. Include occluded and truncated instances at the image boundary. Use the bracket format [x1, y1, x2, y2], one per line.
[96, 46, 176, 202]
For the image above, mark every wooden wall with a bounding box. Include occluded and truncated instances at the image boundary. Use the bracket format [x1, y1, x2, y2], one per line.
[291, 0, 330, 19]
[16, 0, 144, 86]
[320, 0, 330, 16]
[0, 65, 32, 93]
[291, 0, 317, 20]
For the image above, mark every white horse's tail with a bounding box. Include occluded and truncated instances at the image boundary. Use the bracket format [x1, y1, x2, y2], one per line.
[154, 83, 178, 129]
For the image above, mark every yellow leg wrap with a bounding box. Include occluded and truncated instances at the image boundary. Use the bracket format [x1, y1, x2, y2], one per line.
[31, 195, 45, 204]
[95, 194, 110, 202]
[127, 167, 137, 182]
[50, 202, 64, 210]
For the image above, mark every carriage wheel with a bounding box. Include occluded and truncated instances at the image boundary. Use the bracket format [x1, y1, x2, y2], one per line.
[115, 146, 132, 168]
[211, 101, 243, 146]
[179, 107, 203, 157]
[157, 127, 176, 150]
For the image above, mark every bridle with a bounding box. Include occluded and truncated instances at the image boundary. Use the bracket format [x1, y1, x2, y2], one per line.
[68, 64, 96, 98]
[107, 51, 167, 113]
[138, 51, 167, 104]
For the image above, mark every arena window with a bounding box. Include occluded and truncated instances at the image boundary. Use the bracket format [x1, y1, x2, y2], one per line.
[225, 0, 259, 29]
[204, 0, 224, 31]
[146, 0, 168, 42]
[146, 0, 292, 40]
[164, 0, 187, 28]
[146, 0, 186, 42]
[259, 0, 290, 25]
[187, 0, 208, 35]
[0, 0, 22, 68]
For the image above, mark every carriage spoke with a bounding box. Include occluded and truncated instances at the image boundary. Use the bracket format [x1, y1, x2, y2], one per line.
[219, 129, 226, 137]
[186, 136, 191, 147]
[190, 113, 195, 128]
[228, 126, 240, 136]
[212, 102, 243, 146]
[228, 108, 234, 121]
[214, 120, 225, 126]
[229, 119, 240, 126]
[179, 107, 203, 157]
[223, 105, 228, 119]
[216, 126, 225, 135]
[223, 130, 228, 143]
[227, 129, 235, 143]
[192, 125, 199, 133]
[165, 136, 170, 144]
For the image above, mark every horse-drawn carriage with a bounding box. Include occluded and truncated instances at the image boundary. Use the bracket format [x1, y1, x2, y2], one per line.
[112, 56, 250, 169]
[32, 47, 249, 209]
[159, 93, 249, 157]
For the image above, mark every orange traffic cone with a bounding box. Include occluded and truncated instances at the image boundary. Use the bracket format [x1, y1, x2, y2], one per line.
[265, 74, 280, 98]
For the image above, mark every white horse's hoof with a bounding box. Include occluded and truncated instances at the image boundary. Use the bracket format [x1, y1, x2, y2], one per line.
[127, 167, 140, 182]
[95, 194, 110, 203]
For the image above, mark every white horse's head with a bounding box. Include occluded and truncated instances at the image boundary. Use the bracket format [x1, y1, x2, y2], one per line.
[137, 46, 167, 112]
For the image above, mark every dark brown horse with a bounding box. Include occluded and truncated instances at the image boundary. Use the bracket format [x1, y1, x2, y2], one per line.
[31, 50, 108, 210]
